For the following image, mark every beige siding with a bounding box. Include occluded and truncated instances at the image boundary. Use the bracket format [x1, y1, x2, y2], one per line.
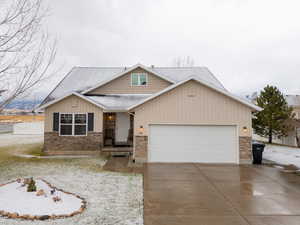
[133, 80, 252, 137]
[88, 68, 171, 94]
[45, 95, 103, 132]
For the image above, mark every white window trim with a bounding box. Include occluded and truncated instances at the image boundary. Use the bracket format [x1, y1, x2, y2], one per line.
[131, 73, 148, 86]
[59, 113, 88, 136]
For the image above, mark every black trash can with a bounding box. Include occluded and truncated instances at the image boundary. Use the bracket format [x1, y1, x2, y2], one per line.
[252, 142, 265, 164]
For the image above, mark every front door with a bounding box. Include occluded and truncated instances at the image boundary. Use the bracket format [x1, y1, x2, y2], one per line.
[115, 112, 130, 144]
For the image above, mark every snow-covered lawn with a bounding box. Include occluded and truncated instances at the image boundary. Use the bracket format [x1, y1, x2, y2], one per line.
[263, 144, 300, 168]
[0, 144, 143, 225]
[0, 179, 84, 217]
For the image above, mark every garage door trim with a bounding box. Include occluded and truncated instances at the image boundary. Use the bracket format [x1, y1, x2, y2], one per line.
[148, 123, 239, 164]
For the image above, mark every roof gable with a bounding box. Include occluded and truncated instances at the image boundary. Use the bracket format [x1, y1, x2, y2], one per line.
[128, 76, 261, 111]
[36, 92, 106, 111]
[82, 64, 175, 94]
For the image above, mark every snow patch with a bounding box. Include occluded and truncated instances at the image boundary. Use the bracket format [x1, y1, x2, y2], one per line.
[0, 179, 83, 216]
[263, 144, 300, 168]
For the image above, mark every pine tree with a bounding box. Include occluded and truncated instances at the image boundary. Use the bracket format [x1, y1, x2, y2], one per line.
[253, 85, 294, 143]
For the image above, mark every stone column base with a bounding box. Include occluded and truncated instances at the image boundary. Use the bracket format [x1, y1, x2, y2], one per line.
[239, 136, 252, 163]
[134, 135, 148, 162]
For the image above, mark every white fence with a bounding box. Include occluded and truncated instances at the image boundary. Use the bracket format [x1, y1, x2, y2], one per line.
[253, 133, 297, 147]
[13, 122, 44, 135]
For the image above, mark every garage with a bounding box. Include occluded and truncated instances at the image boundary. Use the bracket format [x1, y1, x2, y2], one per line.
[148, 124, 238, 163]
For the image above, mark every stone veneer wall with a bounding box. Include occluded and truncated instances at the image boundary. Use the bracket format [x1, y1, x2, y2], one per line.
[44, 132, 102, 154]
[239, 136, 252, 162]
[134, 136, 148, 162]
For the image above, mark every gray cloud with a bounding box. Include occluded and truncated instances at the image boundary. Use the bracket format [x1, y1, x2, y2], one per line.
[36, 0, 300, 98]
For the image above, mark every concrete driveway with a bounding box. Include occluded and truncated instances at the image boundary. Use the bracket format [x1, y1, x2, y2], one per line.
[144, 163, 300, 225]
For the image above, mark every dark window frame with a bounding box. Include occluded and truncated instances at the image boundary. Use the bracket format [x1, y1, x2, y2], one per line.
[59, 113, 87, 136]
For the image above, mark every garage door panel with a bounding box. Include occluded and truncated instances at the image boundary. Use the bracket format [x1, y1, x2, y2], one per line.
[148, 125, 237, 163]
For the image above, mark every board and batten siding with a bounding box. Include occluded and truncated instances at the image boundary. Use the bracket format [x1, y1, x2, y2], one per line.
[133, 80, 252, 137]
[88, 68, 171, 95]
[44, 95, 103, 132]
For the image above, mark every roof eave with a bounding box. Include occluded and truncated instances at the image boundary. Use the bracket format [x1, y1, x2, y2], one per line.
[35, 92, 106, 111]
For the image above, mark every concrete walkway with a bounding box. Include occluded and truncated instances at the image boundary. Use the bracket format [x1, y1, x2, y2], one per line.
[144, 163, 300, 225]
[103, 155, 143, 173]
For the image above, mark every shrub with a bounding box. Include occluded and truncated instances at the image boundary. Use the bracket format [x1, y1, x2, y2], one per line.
[27, 178, 37, 192]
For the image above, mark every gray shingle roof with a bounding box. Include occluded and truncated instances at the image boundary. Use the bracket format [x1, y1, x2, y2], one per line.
[42, 66, 225, 105]
[86, 94, 151, 111]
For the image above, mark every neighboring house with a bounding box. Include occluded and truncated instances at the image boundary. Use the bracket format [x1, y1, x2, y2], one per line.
[283, 95, 300, 146]
[251, 93, 300, 147]
[37, 63, 260, 164]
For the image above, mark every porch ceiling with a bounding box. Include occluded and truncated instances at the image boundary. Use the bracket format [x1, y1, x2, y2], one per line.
[85, 94, 151, 111]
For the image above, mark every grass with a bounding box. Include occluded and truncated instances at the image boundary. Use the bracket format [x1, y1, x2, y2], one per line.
[0, 143, 108, 176]
[0, 142, 143, 225]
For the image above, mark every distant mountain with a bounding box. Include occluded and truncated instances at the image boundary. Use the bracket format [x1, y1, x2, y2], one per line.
[5, 99, 42, 110]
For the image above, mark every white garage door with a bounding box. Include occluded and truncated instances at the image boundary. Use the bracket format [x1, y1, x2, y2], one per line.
[148, 125, 238, 163]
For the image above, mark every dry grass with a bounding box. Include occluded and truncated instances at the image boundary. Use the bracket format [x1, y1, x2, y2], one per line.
[0, 143, 107, 173]
[0, 115, 44, 123]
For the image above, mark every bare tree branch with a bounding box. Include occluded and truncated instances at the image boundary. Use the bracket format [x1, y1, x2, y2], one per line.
[172, 56, 195, 67]
[0, 0, 57, 111]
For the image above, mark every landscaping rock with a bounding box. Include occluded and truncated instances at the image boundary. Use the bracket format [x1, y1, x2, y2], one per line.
[52, 196, 61, 202]
[36, 189, 45, 196]
[9, 213, 18, 219]
[38, 215, 50, 220]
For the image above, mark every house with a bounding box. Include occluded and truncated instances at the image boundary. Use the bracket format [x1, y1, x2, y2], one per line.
[251, 93, 300, 147]
[281, 95, 300, 146]
[37, 63, 260, 164]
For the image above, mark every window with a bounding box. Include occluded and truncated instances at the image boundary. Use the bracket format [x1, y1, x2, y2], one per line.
[74, 114, 87, 135]
[60, 113, 87, 136]
[131, 73, 147, 86]
[60, 114, 72, 135]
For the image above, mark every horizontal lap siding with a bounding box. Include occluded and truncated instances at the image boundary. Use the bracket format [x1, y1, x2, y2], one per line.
[44, 95, 103, 132]
[134, 80, 252, 137]
[88, 68, 171, 94]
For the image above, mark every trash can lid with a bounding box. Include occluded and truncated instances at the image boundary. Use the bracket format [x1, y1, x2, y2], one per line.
[252, 141, 265, 147]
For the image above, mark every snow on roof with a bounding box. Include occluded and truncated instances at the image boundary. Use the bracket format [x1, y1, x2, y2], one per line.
[41, 65, 225, 105]
[42, 67, 124, 104]
[285, 95, 300, 107]
[86, 94, 152, 111]
[152, 67, 226, 90]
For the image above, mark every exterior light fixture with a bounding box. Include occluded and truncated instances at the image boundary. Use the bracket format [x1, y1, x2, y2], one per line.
[108, 115, 113, 120]
[243, 126, 248, 132]
[139, 125, 144, 135]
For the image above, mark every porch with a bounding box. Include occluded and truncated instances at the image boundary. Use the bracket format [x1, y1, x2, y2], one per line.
[102, 112, 134, 152]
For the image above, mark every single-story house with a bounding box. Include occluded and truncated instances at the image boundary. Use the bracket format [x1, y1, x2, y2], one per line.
[37, 63, 261, 164]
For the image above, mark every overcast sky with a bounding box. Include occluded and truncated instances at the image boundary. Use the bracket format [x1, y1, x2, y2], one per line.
[36, 0, 300, 99]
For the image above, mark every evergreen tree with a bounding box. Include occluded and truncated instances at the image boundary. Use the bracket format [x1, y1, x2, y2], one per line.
[253, 85, 294, 143]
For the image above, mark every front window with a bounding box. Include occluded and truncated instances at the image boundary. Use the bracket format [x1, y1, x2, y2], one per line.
[74, 114, 87, 135]
[60, 113, 87, 136]
[131, 73, 147, 86]
[60, 114, 72, 135]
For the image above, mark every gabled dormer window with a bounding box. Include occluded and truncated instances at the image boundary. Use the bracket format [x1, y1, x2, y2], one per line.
[131, 73, 147, 86]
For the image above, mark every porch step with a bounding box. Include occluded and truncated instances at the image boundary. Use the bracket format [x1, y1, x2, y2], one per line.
[102, 147, 133, 153]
